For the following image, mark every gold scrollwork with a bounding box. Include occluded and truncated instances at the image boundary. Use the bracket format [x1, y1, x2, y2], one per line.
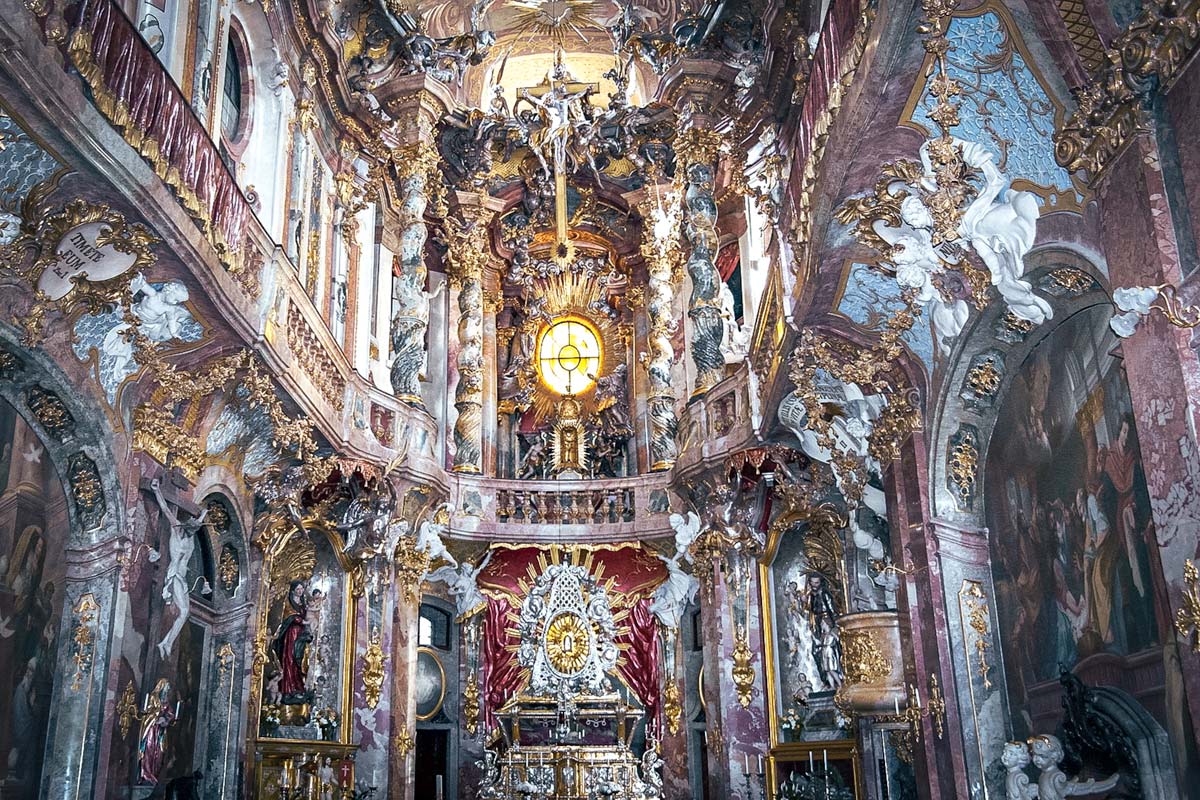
[117, 680, 138, 737]
[394, 727, 414, 759]
[663, 681, 682, 736]
[1054, 0, 1200, 183]
[463, 672, 481, 736]
[26, 385, 75, 440]
[840, 630, 891, 685]
[948, 429, 979, 507]
[965, 358, 1002, 398]
[959, 581, 993, 689]
[217, 642, 236, 687]
[363, 627, 386, 710]
[731, 623, 755, 709]
[1047, 267, 1095, 294]
[1175, 559, 1200, 653]
[70, 593, 100, 691]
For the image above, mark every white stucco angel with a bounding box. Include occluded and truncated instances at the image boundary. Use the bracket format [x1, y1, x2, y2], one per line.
[668, 510, 702, 561]
[871, 194, 969, 354]
[718, 282, 751, 361]
[102, 273, 193, 376]
[427, 550, 494, 619]
[943, 139, 1051, 326]
[650, 551, 700, 632]
[416, 502, 457, 568]
[151, 478, 209, 659]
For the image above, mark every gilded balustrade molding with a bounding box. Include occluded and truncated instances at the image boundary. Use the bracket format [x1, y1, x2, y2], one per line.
[1054, 0, 1200, 184]
[286, 302, 349, 409]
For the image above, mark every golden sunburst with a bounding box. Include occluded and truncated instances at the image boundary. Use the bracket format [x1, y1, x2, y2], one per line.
[509, 0, 606, 44]
[544, 611, 592, 675]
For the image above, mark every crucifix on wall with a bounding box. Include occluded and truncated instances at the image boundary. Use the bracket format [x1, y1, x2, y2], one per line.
[516, 50, 598, 266]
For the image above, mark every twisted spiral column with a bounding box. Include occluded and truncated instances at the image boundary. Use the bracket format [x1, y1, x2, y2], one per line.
[448, 204, 491, 474]
[638, 192, 682, 471]
[677, 130, 725, 397]
[388, 142, 439, 406]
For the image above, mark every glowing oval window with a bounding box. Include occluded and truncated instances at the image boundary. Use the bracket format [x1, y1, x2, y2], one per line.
[536, 317, 602, 396]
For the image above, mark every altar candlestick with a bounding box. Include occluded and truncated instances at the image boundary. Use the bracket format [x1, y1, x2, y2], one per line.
[809, 751, 814, 772]
[823, 749, 827, 771]
[758, 755, 763, 775]
[894, 696, 899, 716]
[915, 686, 921, 707]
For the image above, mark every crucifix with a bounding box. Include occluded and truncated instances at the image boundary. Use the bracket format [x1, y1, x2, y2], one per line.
[517, 50, 598, 265]
[140, 468, 208, 659]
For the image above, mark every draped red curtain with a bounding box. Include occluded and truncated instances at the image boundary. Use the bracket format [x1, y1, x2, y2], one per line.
[62, 0, 250, 259]
[482, 596, 522, 732]
[615, 597, 662, 731]
[476, 546, 669, 732]
[716, 242, 741, 281]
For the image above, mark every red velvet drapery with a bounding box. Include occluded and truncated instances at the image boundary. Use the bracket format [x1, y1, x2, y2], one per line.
[482, 596, 522, 732]
[716, 241, 741, 281]
[615, 597, 662, 731]
[477, 546, 668, 733]
[62, 0, 251, 260]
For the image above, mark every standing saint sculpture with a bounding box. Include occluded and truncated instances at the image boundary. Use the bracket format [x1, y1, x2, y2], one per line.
[137, 678, 177, 784]
[272, 579, 315, 704]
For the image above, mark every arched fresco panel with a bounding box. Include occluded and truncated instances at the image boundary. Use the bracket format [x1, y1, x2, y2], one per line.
[0, 394, 69, 795]
[985, 305, 1164, 739]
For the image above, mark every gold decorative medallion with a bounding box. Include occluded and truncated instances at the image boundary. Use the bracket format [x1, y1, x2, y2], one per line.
[544, 612, 591, 675]
[840, 630, 890, 685]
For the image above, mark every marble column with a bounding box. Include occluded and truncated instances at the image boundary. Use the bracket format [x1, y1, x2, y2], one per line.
[388, 588, 420, 800]
[886, 437, 967, 800]
[1093, 131, 1200, 749]
[677, 129, 726, 398]
[696, 560, 769, 800]
[927, 518, 1011, 800]
[44, 540, 124, 800]
[388, 140, 439, 407]
[447, 196, 497, 474]
[634, 190, 681, 471]
[659, 628, 691, 798]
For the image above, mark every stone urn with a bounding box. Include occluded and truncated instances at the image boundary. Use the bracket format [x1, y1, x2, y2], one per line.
[833, 610, 908, 716]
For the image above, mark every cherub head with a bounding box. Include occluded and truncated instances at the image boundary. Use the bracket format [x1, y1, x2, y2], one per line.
[1028, 735, 1063, 770]
[1002, 741, 1030, 769]
[899, 195, 933, 230]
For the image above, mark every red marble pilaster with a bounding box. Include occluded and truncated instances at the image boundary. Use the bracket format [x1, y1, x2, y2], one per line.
[1094, 132, 1200, 748]
[388, 593, 420, 800]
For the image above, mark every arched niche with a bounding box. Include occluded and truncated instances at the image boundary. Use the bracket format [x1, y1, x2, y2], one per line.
[0, 326, 126, 799]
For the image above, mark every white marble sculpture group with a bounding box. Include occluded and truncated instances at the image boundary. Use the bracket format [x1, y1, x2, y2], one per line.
[1003, 735, 1119, 800]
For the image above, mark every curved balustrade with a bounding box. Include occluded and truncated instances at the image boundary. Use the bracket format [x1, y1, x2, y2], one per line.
[448, 473, 677, 541]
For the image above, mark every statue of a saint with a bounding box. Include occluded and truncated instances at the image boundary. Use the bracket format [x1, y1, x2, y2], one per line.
[271, 579, 314, 704]
[137, 678, 177, 784]
[805, 574, 843, 691]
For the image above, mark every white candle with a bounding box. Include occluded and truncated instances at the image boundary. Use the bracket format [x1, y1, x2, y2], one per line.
[435, 774, 444, 800]
[823, 749, 828, 770]
[894, 696, 900, 716]
[745, 753, 750, 773]
[809, 751, 814, 771]
[758, 755, 764, 775]
[915, 686, 921, 707]
[282, 769, 290, 788]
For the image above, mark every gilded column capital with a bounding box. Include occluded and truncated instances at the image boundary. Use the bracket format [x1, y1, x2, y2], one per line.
[1054, 0, 1200, 184]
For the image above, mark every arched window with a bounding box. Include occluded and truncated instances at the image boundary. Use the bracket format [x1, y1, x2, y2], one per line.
[221, 38, 243, 143]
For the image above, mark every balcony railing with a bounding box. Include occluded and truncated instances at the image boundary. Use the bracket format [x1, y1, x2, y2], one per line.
[61, 0, 250, 270]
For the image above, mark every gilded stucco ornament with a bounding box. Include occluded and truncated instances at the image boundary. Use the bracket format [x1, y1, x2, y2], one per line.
[948, 427, 980, 509]
[1175, 559, 1200, 653]
[463, 672, 481, 736]
[70, 593, 101, 691]
[362, 627, 386, 709]
[1054, 0, 1200, 184]
[731, 623, 755, 708]
[2, 198, 157, 344]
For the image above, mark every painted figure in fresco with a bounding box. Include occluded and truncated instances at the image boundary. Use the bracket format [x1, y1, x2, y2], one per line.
[152, 478, 209, 659]
[806, 573, 844, 691]
[6, 659, 38, 781]
[271, 579, 314, 704]
[1076, 486, 1116, 647]
[138, 678, 177, 785]
[1101, 415, 1150, 603]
